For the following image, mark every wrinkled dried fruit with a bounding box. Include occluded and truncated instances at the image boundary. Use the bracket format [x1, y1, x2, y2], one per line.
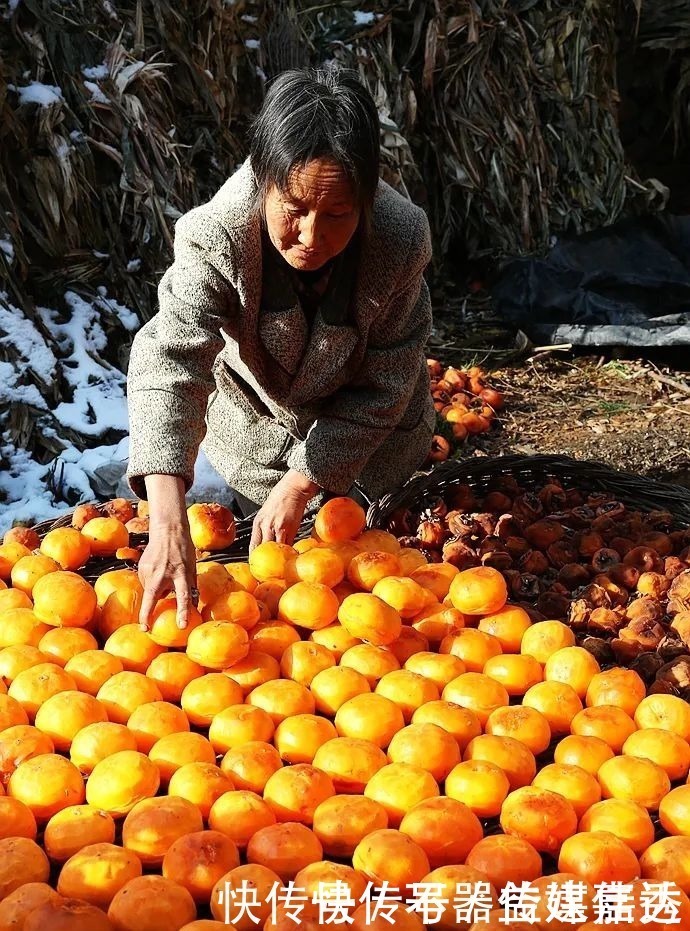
[519, 550, 550, 576]
[442, 538, 479, 570]
[447, 513, 480, 540]
[639, 532, 673, 558]
[578, 532, 605, 558]
[591, 548, 621, 573]
[417, 519, 448, 549]
[512, 494, 544, 525]
[547, 541, 579, 569]
[483, 492, 513, 513]
[655, 656, 690, 691]
[589, 607, 624, 634]
[669, 571, 690, 614]
[665, 557, 689, 581]
[636, 572, 671, 599]
[537, 592, 570, 619]
[623, 547, 664, 574]
[558, 564, 592, 591]
[581, 636, 615, 667]
[625, 596, 664, 625]
[510, 573, 541, 601]
[609, 564, 641, 590]
[629, 651, 666, 683]
[505, 536, 530, 559]
[525, 520, 564, 549]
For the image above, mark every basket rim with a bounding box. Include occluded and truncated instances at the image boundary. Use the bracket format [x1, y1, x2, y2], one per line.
[366, 452, 690, 530]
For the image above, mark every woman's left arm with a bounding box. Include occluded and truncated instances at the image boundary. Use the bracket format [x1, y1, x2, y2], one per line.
[286, 209, 433, 495]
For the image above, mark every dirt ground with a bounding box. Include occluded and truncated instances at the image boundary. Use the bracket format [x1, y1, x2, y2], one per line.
[429, 302, 690, 487]
[437, 353, 690, 488]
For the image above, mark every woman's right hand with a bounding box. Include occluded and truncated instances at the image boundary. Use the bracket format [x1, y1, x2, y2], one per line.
[138, 475, 197, 632]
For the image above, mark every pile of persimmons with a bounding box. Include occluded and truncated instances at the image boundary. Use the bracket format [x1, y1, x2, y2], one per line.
[1, 495, 690, 930]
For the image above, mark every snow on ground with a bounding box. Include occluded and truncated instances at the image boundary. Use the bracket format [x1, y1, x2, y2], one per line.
[0, 289, 232, 534]
[8, 81, 64, 106]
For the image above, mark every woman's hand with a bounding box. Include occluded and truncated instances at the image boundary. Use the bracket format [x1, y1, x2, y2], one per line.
[250, 469, 320, 550]
[138, 475, 198, 631]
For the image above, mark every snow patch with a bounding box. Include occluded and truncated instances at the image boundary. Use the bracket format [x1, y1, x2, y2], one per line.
[0, 236, 14, 262]
[9, 81, 64, 107]
[353, 11, 377, 25]
[82, 63, 109, 80]
[84, 80, 109, 104]
[0, 296, 57, 384]
[244, 39, 260, 50]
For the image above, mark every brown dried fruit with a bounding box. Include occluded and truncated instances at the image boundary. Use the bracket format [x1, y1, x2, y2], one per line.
[449, 485, 478, 512]
[577, 584, 613, 610]
[668, 571, 690, 614]
[589, 608, 624, 635]
[481, 550, 513, 571]
[612, 637, 647, 665]
[623, 547, 665, 574]
[525, 520, 564, 549]
[505, 536, 530, 560]
[655, 656, 690, 692]
[519, 550, 550, 576]
[447, 512, 479, 540]
[578, 531, 605, 558]
[546, 541, 578, 569]
[103, 498, 137, 524]
[473, 513, 497, 538]
[591, 548, 621, 573]
[442, 538, 479, 570]
[581, 636, 615, 667]
[657, 634, 689, 662]
[595, 501, 626, 520]
[538, 483, 567, 509]
[568, 599, 591, 630]
[567, 506, 596, 529]
[421, 548, 443, 564]
[625, 596, 664, 625]
[589, 492, 615, 509]
[510, 573, 541, 601]
[639, 532, 673, 558]
[398, 536, 424, 551]
[629, 652, 666, 683]
[591, 516, 617, 538]
[636, 572, 671, 599]
[671, 612, 690, 647]
[417, 519, 448, 549]
[592, 575, 629, 608]
[425, 498, 448, 521]
[489, 474, 521, 496]
[609, 537, 636, 558]
[646, 510, 674, 531]
[558, 564, 591, 591]
[608, 564, 641, 590]
[565, 489, 585, 508]
[647, 679, 679, 696]
[495, 514, 522, 540]
[483, 491, 513, 513]
[512, 493, 544, 525]
[665, 557, 689, 581]
[537, 592, 570, 619]
[619, 619, 666, 651]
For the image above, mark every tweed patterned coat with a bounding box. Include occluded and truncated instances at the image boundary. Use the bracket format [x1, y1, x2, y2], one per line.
[126, 159, 435, 505]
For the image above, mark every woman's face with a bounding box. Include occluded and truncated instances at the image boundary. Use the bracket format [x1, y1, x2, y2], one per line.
[263, 157, 361, 271]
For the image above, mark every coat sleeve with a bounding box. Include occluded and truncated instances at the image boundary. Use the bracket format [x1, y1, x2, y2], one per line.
[126, 212, 234, 499]
[286, 210, 433, 495]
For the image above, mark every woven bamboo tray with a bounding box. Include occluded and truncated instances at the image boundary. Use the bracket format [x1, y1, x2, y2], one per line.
[365, 453, 690, 532]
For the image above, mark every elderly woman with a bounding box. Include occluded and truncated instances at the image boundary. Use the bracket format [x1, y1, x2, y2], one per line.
[127, 69, 435, 627]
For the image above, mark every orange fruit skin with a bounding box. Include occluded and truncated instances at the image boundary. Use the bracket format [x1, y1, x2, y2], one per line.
[107, 875, 196, 931]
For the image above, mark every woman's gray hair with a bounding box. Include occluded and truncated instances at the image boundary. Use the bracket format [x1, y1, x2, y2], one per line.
[248, 68, 381, 222]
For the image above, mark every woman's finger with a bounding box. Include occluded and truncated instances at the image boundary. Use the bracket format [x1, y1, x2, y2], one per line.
[250, 514, 264, 552]
[139, 584, 162, 631]
[173, 575, 193, 630]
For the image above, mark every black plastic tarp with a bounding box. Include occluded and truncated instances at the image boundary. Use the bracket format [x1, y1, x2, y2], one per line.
[492, 213, 690, 346]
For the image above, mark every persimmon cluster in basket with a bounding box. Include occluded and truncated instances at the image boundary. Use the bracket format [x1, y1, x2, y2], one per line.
[427, 360, 505, 463]
[390, 475, 690, 689]
[2, 496, 690, 929]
